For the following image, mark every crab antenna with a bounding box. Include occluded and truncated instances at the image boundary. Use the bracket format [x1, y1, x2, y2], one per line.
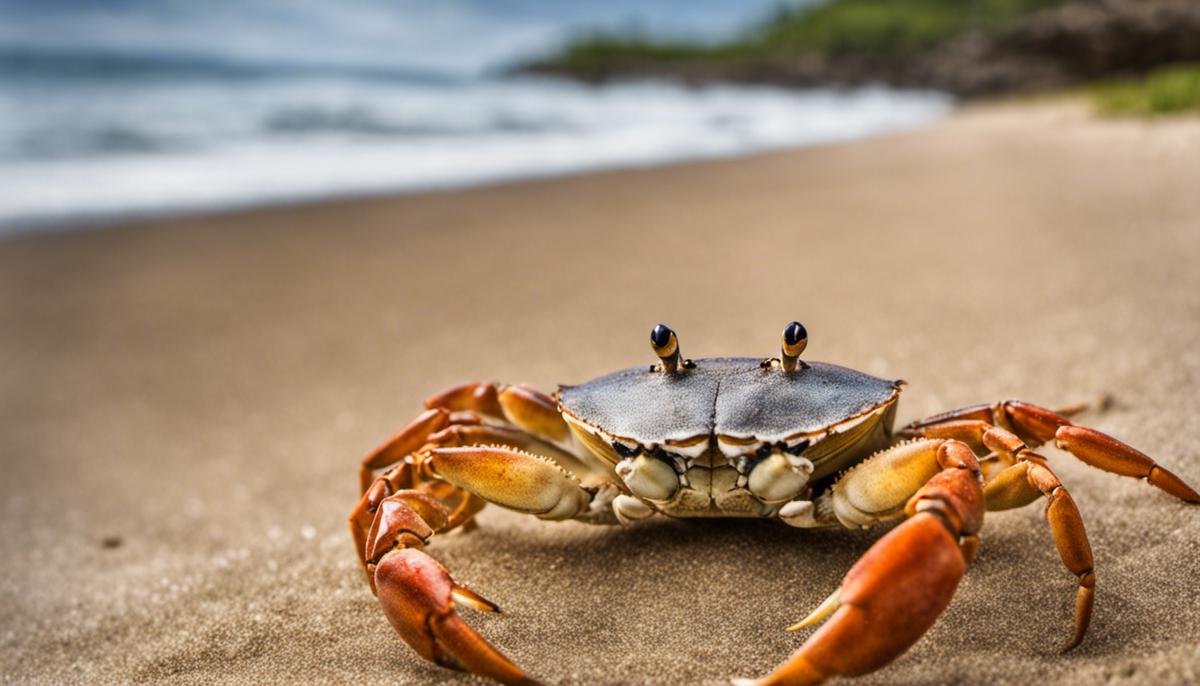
[650, 323, 682, 373]
[781, 321, 809, 372]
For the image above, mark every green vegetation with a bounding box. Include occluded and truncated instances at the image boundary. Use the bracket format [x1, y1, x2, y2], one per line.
[1091, 64, 1200, 116]
[530, 0, 1200, 102]
[533, 0, 1065, 73]
[746, 0, 1060, 59]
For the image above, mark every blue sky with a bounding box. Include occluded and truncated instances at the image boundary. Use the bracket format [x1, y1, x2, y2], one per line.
[0, 0, 812, 75]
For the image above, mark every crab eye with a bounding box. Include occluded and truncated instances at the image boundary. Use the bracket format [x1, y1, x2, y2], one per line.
[649, 323, 682, 373]
[784, 321, 807, 347]
[781, 321, 809, 372]
[650, 323, 672, 348]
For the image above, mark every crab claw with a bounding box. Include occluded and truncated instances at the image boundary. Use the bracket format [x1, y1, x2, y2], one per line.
[374, 548, 540, 686]
[427, 445, 592, 521]
[736, 511, 969, 686]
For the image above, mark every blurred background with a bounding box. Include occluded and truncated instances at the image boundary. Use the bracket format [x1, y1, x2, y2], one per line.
[0, 0, 954, 231]
[3, 1, 1200, 685]
[3, 0, 1197, 232]
[3, 0, 1198, 232]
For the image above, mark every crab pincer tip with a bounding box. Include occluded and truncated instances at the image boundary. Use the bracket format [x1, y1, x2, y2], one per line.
[786, 590, 840, 632]
[451, 585, 500, 613]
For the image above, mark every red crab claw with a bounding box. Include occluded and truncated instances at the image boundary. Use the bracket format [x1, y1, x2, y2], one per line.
[737, 449, 982, 686]
[374, 548, 541, 686]
[735, 513, 967, 686]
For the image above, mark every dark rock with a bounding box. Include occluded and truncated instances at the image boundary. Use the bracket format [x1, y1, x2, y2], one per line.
[918, 0, 1200, 96]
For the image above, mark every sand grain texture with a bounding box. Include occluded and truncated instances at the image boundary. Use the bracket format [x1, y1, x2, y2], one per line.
[2, 102, 1199, 685]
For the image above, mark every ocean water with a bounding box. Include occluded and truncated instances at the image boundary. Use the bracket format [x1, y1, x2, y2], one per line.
[0, 48, 952, 234]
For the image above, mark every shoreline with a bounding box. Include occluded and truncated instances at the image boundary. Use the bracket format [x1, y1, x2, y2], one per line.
[0, 96, 1143, 243]
[0, 80, 952, 239]
[0, 121, 948, 241]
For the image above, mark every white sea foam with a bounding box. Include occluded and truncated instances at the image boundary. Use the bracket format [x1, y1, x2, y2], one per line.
[0, 65, 951, 234]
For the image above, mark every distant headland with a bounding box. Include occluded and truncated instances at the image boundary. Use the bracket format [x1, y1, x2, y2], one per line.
[518, 0, 1200, 99]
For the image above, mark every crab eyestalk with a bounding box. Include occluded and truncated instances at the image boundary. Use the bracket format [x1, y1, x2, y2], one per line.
[650, 323, 682, 373]
[780, 321, 809, 372]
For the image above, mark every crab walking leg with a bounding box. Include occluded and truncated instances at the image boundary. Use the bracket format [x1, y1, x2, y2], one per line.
[985, 456, 1095, 650]
[899, 401, 1085, 446]
[919, 422, 1100, 648]
[426, 382, 505, 418]
[901, 401, 1200, 503]
[737, 440, 983, 686]
[358, 408, 450, 494]
[1055, 425, 1199, 502]
[351, 410, 497, 571]
[426, 382, 572, 448]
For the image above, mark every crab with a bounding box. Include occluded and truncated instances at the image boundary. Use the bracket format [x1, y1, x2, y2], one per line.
[348, 322, 1199, 686]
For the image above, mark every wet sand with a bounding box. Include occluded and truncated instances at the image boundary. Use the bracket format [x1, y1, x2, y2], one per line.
[2, 100, 1199, 685]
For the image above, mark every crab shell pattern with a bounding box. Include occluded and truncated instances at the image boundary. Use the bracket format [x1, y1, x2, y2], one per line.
[559, 357, 900, 517]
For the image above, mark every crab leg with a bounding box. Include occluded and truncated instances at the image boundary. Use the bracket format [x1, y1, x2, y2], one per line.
[350, 459, 486, 576]
[427, 382, 572, 446]
[354, 415, 596, 571]
[737, 439, 983, 686]
[973, 424, 1097, 649]
[351, 385, 615, 686]
[361, 381, 572, 494]
[913, 421, 1101, 649]
[358, 408, 450, 494]
[901, 400, 1200, 502]
[985, 455, 1095, 649]
[351, 409, 489, 572]
[363, 447, 598, 686]
[353, 382, 587, 568]
[426, 381, 506, 418]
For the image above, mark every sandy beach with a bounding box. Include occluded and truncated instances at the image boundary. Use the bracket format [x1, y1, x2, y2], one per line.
[2, 100, 1199, 685]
